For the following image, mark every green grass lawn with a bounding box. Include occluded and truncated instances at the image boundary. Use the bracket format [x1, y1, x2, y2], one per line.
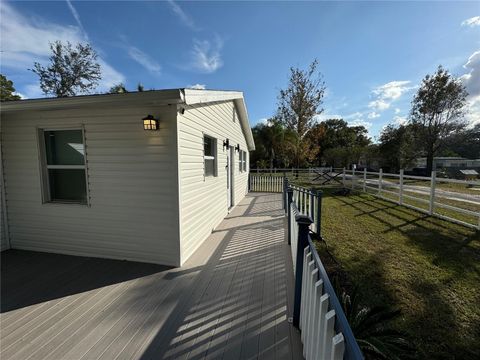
[316, 188, 480, 359]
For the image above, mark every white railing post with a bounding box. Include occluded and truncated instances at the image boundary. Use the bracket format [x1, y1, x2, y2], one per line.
[363, 168, 367, 192]
[399, 169, 404, 205]
[378, 168, 383, 195]
[321, 310, 336, 360]
[342, 167, 346, 187]
[331, 333, 346, 360]
[429, 170, 436, 215]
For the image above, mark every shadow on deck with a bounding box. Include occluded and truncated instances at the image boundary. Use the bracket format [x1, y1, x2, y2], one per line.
[0, 192, 302, 360]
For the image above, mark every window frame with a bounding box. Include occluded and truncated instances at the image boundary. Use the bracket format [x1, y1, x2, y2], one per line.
[238, 150, 243, 172]
[203, 134, 218, 178]
[37, 126, 90, 206]
[243, 151, 247, 172]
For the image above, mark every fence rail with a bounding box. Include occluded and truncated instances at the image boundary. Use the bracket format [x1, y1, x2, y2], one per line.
[286, 183, 363, 360]
[341, 168, 480, 230]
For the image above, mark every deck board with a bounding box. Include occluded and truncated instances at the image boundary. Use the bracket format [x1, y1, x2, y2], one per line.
[0, 193, 302, 360]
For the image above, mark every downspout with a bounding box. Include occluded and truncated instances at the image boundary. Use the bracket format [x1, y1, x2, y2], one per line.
[0, 132, 11, 250]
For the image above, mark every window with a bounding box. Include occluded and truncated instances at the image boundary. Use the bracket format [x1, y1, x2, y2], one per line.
[40, 129, 88, 204]
[204, 135, 217, 177]
[239, 151, 247, 172]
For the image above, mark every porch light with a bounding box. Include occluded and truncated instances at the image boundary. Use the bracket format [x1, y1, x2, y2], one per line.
[223, 138, 230, 150]
[143, 115, 159, 130]
[235, 144, 240, 152]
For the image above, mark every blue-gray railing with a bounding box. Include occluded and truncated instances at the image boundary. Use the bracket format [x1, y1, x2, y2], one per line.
[285, 182, 364, 360]
[283, 179, 322, 236]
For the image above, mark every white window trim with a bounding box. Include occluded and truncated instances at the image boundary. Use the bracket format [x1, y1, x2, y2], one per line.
[37, 126, 90, 206]
[203, 134, 217, 178]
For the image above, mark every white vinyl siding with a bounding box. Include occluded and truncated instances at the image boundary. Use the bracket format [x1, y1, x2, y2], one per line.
[177, 100, 250, 264]
[1, 105, 181, 266]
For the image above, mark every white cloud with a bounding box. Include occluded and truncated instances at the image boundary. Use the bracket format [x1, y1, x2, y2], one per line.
[368, 80, 415, 112]
[257, 118, 275, 127]
[395, 108, 401, 114]
[166, 0, 199, 31]
[191, 37, 223, 73]
[187, 83, 206, 90]
[393, 115, 408, 125]
[460, 50, 480, 125]
[367, 112, 380, 119]
[373, 80, 413, 100]
[127, 46, 161, 74]
[65, 0, 88, 40]
[22, 84, 44, 99]
[461, 16, 480, 27]
[344, 111, 363, 120]
[313, 113, 343, 123]
[349, 119, 372, 129]
[0, 2, 125, 94]
[461, 50, 480, 98]
[368, 99, 390, 111]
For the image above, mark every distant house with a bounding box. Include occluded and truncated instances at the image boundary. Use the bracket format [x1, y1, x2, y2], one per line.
[459, 169, 478, 181]
[411, 157, 480, 170]
[0, 89, 255, 266]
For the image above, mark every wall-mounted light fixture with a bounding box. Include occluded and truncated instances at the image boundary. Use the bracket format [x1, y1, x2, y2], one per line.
[223, 138, 230, 150]
[235, 144, 240, 152]
[143, 115, 159, 130]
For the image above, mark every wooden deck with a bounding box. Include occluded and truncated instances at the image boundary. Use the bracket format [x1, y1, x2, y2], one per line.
[0, 193, 302, 360]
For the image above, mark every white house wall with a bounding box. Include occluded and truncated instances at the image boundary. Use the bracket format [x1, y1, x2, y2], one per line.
[177, 100, 249, 265]
[1, 105, 181, 266]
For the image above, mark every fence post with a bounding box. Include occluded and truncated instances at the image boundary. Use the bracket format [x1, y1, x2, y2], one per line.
[293, 214, 314, 328]
[310, 188, 315, 220]
[429, 170, 436, 215]
[399, 169, 404, 205]
[363, 168, 367, 192]
[378, 168, 383, 195]
[352, 167, 355, 190]
[287, 188, 293, 245]
[316, 190, 322, 236]
[283, 177, 289, 212]
[342, 167, 346, 187]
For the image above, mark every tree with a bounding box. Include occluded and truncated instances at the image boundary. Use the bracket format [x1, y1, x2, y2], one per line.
[137, 83, 144, 92]
[410, 66, 468, 174]
[306, 119, 371, 166]
[250, 120, 296, 169]
[378, 124, 417, 172]
[276, 59, 326, 167]
[442, 124, 480, 159]
[0, 74, 21, 101]
[31, 41, 101, 97]
[109, 83, 128, 94]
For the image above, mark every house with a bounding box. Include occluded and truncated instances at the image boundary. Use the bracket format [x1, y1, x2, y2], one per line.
[0, 89, 255, 267]
[411, 157, 480, 170]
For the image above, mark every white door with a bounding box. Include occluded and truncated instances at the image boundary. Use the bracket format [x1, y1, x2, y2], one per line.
[226, 147, 234, 208]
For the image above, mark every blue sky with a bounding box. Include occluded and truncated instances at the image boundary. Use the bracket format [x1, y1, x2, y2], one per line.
[1, 1, 479, 139]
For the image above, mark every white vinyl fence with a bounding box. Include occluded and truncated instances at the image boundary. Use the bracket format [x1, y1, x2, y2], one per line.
[342, 168, 480, 230]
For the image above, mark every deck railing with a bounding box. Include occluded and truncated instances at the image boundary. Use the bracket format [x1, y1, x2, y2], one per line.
[286, 184, 363, 360]
[249, 174, 284, 193]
